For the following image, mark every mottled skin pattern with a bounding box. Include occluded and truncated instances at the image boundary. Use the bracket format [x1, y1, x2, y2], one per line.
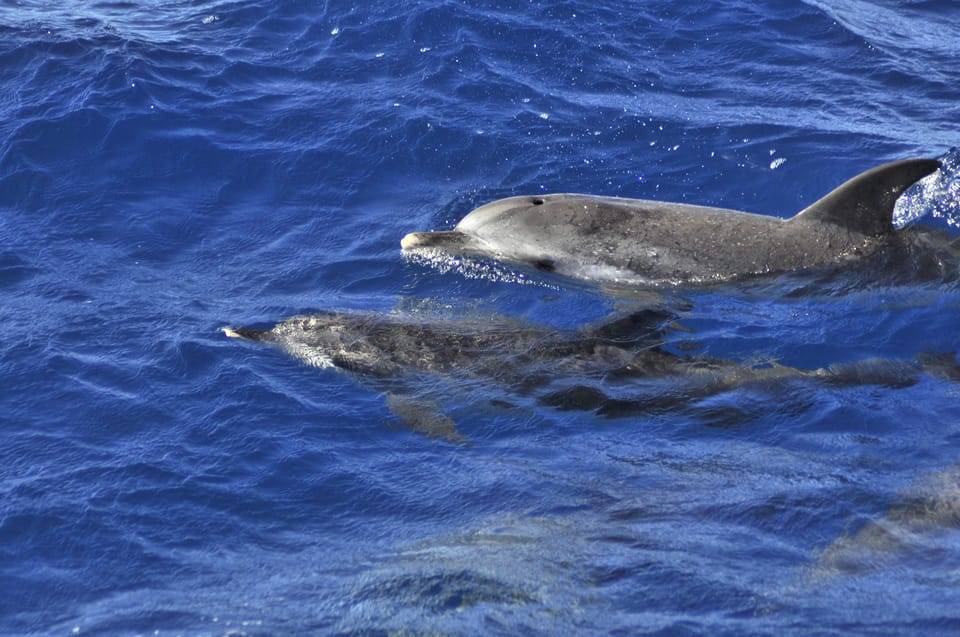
[227, 310, 955, 428]
[236, 310, 679, 385]
[402, 159, 949, 285]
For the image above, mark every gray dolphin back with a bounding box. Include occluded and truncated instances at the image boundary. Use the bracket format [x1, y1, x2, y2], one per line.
[400, 157, 943, 285]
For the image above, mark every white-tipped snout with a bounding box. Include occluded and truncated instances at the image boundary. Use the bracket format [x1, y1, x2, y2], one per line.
[400, 230, 473, 252]
[400, 232, 430, 250]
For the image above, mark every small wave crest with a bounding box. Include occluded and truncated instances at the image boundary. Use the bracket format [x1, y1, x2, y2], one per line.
[894, 149, 960, 229]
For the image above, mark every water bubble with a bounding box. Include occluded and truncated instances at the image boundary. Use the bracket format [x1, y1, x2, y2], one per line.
[201, 15, 217, 24]
[330, 27, 340, 35]
[403, 250, 557, 289]
[894, 149, 960, 229]
[770, 157, 787, 170]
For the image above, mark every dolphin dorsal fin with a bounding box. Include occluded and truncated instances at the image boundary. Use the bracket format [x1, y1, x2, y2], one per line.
[586, 307, 677, 345]
[790, 158, 940, 236]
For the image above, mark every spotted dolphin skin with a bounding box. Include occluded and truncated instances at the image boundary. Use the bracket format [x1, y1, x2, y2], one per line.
[225, 309, 959, 441]
[401, 159, 947, 285]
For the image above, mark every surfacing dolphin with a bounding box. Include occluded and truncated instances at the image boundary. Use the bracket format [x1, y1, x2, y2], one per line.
[224, 309, 959, 441]
[401, 159, 955, 286]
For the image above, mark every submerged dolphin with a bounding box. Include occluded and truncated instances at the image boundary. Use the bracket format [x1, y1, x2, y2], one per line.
[224, 309, 958, 440]
[812, 459, 960, 579]
[401, 159, 953, 285]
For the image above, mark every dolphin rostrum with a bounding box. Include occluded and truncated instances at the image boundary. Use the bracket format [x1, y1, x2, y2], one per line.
[401, 159, 950, 286]
[224, 309, 958, 441]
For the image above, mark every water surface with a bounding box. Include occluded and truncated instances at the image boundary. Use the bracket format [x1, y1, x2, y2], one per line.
[2, 1, 960, 634]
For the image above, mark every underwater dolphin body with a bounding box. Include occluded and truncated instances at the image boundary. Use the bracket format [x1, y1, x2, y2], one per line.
[224, 309, 957, 441]
[401, 159, 953, 286]
[812, 460, 960, 579]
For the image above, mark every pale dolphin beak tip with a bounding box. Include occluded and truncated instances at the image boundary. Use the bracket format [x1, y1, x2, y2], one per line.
[401, 230, 468, 252]
[400, 232, 425, 251]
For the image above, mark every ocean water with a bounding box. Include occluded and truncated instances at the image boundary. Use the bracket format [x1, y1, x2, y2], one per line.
[2, 1, 960, 635]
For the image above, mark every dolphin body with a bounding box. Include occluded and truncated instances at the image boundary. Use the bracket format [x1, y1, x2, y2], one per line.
[225, 309, 957, 441]
[401, 159, 953, 286]
[812, 461, 960, 579]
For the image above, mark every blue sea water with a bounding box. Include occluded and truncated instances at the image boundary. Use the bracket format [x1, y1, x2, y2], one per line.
[3, 0, 960, 634]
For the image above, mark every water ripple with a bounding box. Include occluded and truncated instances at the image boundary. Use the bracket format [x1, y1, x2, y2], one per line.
[2, 0, 960, 634]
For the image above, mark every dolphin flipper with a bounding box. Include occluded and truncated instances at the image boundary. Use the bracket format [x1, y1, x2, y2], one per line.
[790, 158, 940, 236]
[385, 393, 465, 443]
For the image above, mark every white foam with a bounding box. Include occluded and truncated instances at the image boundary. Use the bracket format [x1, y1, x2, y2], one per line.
[894, 153, 960, 228]
[402, 249, 557, 288]
[282, 342, 335, 369]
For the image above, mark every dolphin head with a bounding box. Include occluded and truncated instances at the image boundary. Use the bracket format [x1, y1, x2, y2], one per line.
[402, 194, 595, 274]
[401, 195, 550, 258]
[403, 194, 657, 281]
[268, 312, 391, 372]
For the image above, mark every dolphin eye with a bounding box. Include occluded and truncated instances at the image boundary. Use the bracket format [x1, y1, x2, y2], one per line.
[532, 198, 545, 206]
[533, 258, 555, 272]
